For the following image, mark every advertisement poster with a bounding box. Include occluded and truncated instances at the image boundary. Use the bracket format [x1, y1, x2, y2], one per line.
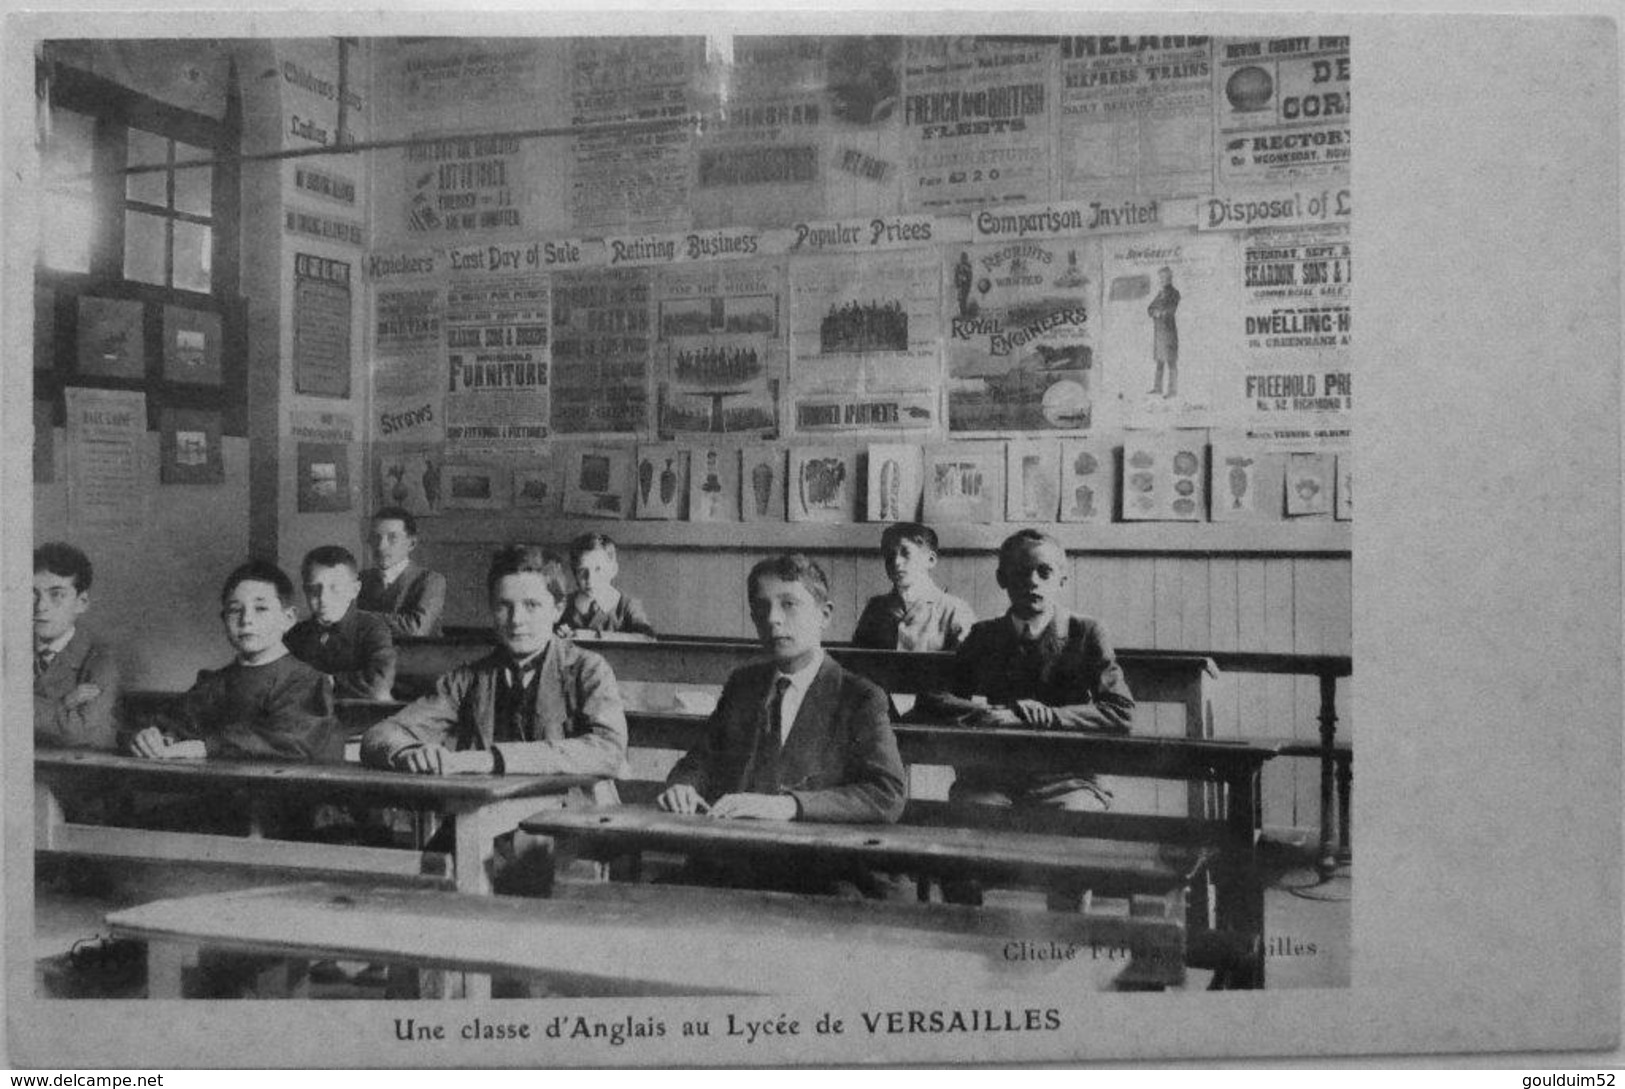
[374, 444, 443, 517]
[739, 444, 787, 523]
[816, 36, 907, 219]
[946, 237, 1099, 434]
[1214, 35, 1350, 189]
[372, 284, 445, 447]
[866, 442, 924, 523]
[551, 266, 652, 435]
[63, 387, 147, 532]
[443, 266, 551, 451]
[687, 442, 740, 522]
[563, 444, 636, 518]
[654, 261, 783, 438]
[162, 305, 223, 387]
[292, 253, 352, 398]
[1056, 36, 1215, 200]
[384, 39, 555, 124]
[902, 36, 1053, 212]
[635, 444, 689, 520]
[1232, 222, 1352, 439]
[1058, 435, 1115, 522]
[922, 442, 1004, 524]
[569, 37, 702, 233]
[1101, 230, 1231, 428]
[296, 440, 351, 513]
[788, 445, 858, 523]
[1005, 439, 1061, 522]
[1120, 433, 1205, 521]
[788, 250, 942, 433]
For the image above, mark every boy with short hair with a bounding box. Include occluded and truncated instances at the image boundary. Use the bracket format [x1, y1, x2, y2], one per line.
[557, 533, 656, 639]
[920, 528, 1134, 812]
[32, 543, 120, 750]
[286, 545, 397, 700]
[851, 522, 975, 652]
[360, 545, 628, 777]
[358, 506, 447, 637]
[126, 560, 341, 763]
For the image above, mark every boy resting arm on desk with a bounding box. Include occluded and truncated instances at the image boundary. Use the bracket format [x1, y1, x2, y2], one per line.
[33, 543, 121, 751]
[556, 533, 656, 640]
[659, 553, 905, 823]
[125, 561, 341, 763]
[360, 545, 629, 778]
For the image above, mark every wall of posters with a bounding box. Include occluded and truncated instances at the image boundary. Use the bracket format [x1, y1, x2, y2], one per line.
[551, 267, 652, 435]
[292, 253, 352, 398]
[64, 388, 147, 532]
[788, 250, 942, 433]
[1214, 35, 1350, 189]
[443, 260, 551, 451]
[902, 37, 1053, 212]
[946, 238, 1099, 434]
[1056, 36, 1214, 200]
[654, 260, 783, 438]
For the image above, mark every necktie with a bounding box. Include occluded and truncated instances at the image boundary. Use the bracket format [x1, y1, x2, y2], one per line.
[753, 675, 793, 790]
[34, 649, 53, 678]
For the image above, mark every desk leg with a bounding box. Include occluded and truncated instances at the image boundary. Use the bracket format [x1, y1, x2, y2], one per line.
[444, 809, 495, 1000]
[145, 940, 192, 999]
[1214, 770, 1266, 990]
[34, 783, 64, 850]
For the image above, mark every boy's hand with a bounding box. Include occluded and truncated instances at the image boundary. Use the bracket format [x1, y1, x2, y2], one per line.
[127, 726, 170, 760]
[710, 792, 797, 821]
[63, 683, 102, 710]
[157, 740, 207, 760]
[656, 784, 707, 814]
[392, 745, 450, 775]
[1013, 699, 1060, 729]
[967, 706, 1022, 728]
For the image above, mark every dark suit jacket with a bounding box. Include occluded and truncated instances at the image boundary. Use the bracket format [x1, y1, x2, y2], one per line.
[359, 638, 629, 778]
[160, 655, 343, 763]
[286, 607, 397, 700]
[357, 562, 447, 637]
[667, 654, 906, 823]
[34, 630, 120, 750]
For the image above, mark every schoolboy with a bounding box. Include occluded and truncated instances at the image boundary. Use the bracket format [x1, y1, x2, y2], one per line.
[286, 545, 398, 700]
[32, 543, 120, 750]
[556, 533, 656, 639]
[357, 506, 447, 637]
[126, 560, 341, 763]
[360, 544, 629, 778]
[918, 528, 1134, 811]
[851, 522, 975, 652]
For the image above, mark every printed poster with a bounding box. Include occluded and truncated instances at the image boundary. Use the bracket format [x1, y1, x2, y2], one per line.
[292, 253, 352, 398]
[902, 37, 1053, 212]
[817, 36, 907, 218]
[372, 284, 445, 447]
[866, 443, 924, 523]
[923, 443, 1004, 525]
[788, 446, 858, 523]
[687, 442, 741, 522]
[739, 444, 787, 523]
[1214, 35, 1350, 189]
[296, 441, 352, 513]
[443, 264, 550, 451]
[569, 37, 702, 233]
[946, 238, 1099, 434]
[64, 388, 147, 533]
[1121, 433, 1206, 521]
[654, 261, 783, 438]
[563, 445, 635, 519]
[1101, 230, 1231, 428]
[374, 444, 443, 518]
[1057, 36, 1215, 200]
[1005, 440, 1062, 523]
[551, 267, 652, 435]
[788, 251, 942, 433]
[635, 444, 689, 520]
[1058, 436, 1115, 523]
[398, 133, 548, 238]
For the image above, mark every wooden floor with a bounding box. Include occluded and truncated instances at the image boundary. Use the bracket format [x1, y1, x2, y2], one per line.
[31, 836, 1350, 998]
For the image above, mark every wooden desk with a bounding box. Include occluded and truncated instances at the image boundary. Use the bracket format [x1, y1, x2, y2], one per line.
[108, 880, 1183, 998]
[34, 750, 605, 897]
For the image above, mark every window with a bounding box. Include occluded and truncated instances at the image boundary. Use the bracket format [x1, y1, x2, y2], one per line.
[122, 127, 214, 291]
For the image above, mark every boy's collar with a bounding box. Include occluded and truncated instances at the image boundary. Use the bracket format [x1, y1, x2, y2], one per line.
[893, 580, 943, 607]
[237, 645, 291, 667]
[1008, 609, 1061, 640]
[772, 647, 823, 684]
[36, 627, 75, 654]
[380, 559, 411, 583]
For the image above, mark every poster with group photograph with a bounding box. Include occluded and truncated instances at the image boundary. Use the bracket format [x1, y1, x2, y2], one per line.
[654, 260, 783, 438]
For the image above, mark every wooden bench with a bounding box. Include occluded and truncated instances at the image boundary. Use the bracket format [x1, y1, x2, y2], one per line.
[107, 879, 1186, 998]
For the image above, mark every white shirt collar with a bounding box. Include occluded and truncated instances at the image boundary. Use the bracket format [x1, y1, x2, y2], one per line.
[37, 628, 75, 656]
[381, 559, 410, 585]
[1009, 611, 1055, 641]
[773, 649, 823, 693]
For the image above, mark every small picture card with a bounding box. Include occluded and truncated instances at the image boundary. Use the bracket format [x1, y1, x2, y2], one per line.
[1286, 452, 1333, 517]
[1005, 440, 1061, 523]
[296, 441, 352, 513]
[866, 444, 924, 523]
[441, 462, 510, 510]
[512, 457, 564, 514]
[689, 443, 741, 523]
[375, 445, 443, 517]
[636, 444, 690, 520]
[1058, 437, 1114, 523]
[1121, 433, 1205, 522]
[162, 305, 223, 387]
[789, 446, 858, 523]
[923, 443, 1005, 525]
[1209, 434, 1282, 522]
[158, 406, 224, 485]
[1335, 453, 1352, 521]
[76, 296, 146, 379]
[564, 446, 635, 519]
[740, 444, 787, 523]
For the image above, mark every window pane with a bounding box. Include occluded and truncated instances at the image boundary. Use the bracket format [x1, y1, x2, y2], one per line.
[173, 141, 212, 216]
[42, 108, 94, 195]
[172, 220, 212, 292]
[125, 129, 169, 206]
[123, 211, 167, 284]
[40, 193, 94, 273]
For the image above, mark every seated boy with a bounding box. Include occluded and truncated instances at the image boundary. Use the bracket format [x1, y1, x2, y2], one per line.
[286, 545, 397, 700]
[851, 522, 975, 652]
[126, 560, 341, 763]
[33, 543, 121, 750]
[357, 506, 447, 638]
[556, 533, 656, 639]
[657, 554, 905, 894]
[360, 544, 629, 778]
[918, 528, 1134, 813]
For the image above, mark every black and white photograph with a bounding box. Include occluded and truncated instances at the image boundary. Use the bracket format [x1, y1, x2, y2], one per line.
[3, 4, 1620, 1074]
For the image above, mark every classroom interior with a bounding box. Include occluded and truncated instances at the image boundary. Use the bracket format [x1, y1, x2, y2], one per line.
[26, 33, 1352, 1001]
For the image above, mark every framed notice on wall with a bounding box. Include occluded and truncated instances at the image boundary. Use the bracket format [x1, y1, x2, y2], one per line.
[158, 406, 225, 486]
[162, 305, 223, 387]
[292, 252, 352, 398]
